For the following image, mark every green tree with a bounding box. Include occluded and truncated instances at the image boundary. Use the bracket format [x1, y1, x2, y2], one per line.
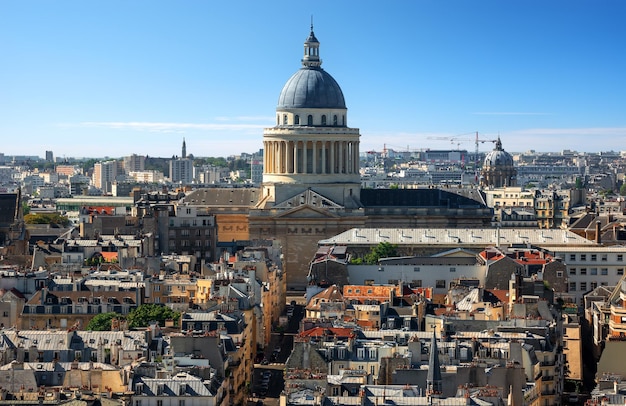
[620, 183, 626, 196]
[364, 242, 399, 265]
[575, 177, 584, 190]
[24, 213, 70, 226]
[86, 312, 122, 331]
[126, 304, 180, 328]
[22, 202, 30, 215]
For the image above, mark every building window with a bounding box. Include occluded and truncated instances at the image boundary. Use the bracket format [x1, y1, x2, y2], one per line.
[580, 268, 587, 275]
[157, 401, 163, 406]
[450, 267, 456, 272]
[307, 115, 313, 125]
[591, 282, 598, 290]
[135, 401, 142, 406]
[557, 271, 563, 278]
[294, 115, 300, 125]
[283, 114, 288, 125]
[591, 254, 597, 261]
[580, 282, 587, 291]
[618, 269, 624, 275]
[357, 348, 364, 359]
[618, 254, 623, 262]
[412, 280, 422, 287]
[569, 254, 576, 261]
[436, 280, 446, 289]
[414, 267, 420, 272]
[581, 254, 587, 261]
[321, 115, 327, 125]
[569, 282, 576, 291]
[590, 268, 597, 275]
[601, 268, 608, 275]
[602, 254, 608, 261]
[569, 268, 576, 275]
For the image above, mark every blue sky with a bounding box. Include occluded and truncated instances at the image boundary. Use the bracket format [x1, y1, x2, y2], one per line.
[1, 1, 625, 159]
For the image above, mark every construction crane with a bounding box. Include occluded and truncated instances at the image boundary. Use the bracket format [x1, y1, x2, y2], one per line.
[473, 131, 499, 182]
[426, 135, 472, 150]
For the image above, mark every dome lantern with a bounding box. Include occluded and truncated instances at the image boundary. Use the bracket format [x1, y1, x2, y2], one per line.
[302, 23, 322, 68]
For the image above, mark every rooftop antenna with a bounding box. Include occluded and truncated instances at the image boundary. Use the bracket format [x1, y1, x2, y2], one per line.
[311, 15, 314, 31]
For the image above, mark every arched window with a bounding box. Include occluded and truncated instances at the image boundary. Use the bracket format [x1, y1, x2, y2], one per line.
[321, 115, 327, 126]
[307, 115, 313, 126]
[294, 115, 300, 125]
[283, 114, 288, 125]
[333, 115, 338, 126]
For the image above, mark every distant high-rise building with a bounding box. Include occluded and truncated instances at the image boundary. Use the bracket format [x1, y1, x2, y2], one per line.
[170, 159, 193, 185]
[123, 154, 146, 174]
[182, 138, 187, 159]
[45, 150, 54, 163]
[93, 160, 118, 194]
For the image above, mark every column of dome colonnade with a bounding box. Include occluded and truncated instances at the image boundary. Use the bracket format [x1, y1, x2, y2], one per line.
[263, 139, 359, 175]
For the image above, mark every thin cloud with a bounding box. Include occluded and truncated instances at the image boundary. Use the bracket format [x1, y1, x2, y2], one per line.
[471, 112, 552, 116]
[214, 116, 275, 122]
[78, 121, 270, 132]
[509, 127, 626, 136]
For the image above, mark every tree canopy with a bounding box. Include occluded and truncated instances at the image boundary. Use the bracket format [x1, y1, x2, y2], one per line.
[24, 213, 70, 226]
[126, 304, 180, 328]
[364, 242, 399, 265]
[86, 312, 121, 331]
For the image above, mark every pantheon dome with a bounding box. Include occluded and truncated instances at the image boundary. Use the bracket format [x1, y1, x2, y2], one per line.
[480, 137, 516, 188]
[262, 26, 361, 207]
[277, 29, 345, 110]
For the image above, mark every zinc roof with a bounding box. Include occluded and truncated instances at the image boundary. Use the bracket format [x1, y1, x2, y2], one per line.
[319, 227, 595, 247]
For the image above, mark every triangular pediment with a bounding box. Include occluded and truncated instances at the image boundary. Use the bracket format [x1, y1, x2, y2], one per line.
[275, 204, 341, 219]
[274, 189, 344, 210]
